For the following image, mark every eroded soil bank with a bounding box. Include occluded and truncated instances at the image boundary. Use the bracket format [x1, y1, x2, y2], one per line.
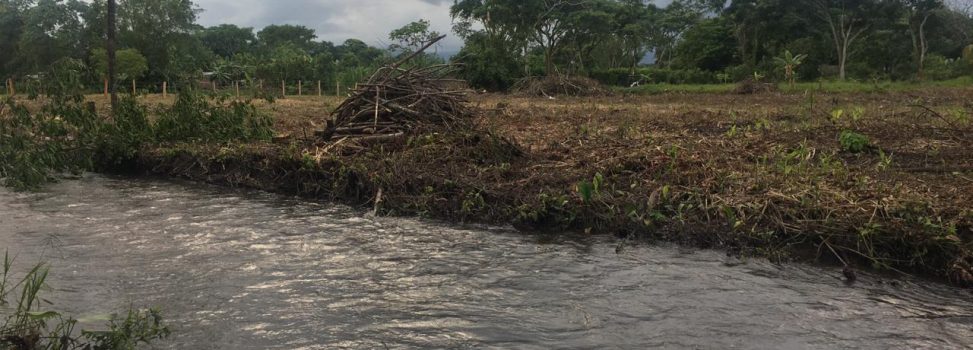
[129, 89, 972, 285]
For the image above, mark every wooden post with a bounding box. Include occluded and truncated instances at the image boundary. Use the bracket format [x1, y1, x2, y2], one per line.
[212, 81, 217, 93]
[336, 80, 340, 96]
[8, 79, 14, 96]
[131, 79, 136, 95]
[281, 80, 286, 98]
[235, 81, 240, 99]
[317, 80, 322, 96]
[104, 78, 109, 97]
[162, 81, 168, 98]
[298, 80, 302, 96]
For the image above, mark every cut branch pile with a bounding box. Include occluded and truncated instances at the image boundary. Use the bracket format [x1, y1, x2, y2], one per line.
[321, 35, 472, 142]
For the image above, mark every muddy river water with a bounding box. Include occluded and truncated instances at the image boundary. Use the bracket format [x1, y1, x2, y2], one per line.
[1, 175, 970, 349]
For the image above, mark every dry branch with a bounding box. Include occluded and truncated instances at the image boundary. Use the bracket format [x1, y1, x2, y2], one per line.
[323, 35, 473, 141]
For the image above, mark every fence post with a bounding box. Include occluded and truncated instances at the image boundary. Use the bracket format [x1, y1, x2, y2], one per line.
[298, 80, 302, 96]
[132, 79, 136, 95]
[104, 78, 109, 97]
[336, 80, 340, 96]
[281, 80, 286, 98]
[235, 81, 240, 99]
[162, 81, 168, 98]
[213, 81, 218, 93]
[8, 79, 14, 96]
[317, 80, 322, 96]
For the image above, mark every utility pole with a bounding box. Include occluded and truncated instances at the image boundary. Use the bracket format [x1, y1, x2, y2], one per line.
[107, 0, 118, 113]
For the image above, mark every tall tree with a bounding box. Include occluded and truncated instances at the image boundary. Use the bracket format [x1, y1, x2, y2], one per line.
[810, 0, 877, 80]
[901, 0, 945, 80]
[257, 24, 317, 51]
[198, 24, 255, 58]
[116, 0, 200, 80]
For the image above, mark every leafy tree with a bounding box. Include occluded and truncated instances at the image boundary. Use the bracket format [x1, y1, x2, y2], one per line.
[390, 19, 441, 52]
[454, 31, 521, 91]
[198, 24, 255, 58]
[674, 17, 738, 72]
[91, 48, 148, 81]
[115, 0, 202, 80]
[14, 0, 88, 74]
[257, 24, 317, 51]
[899, 0, 945, 80]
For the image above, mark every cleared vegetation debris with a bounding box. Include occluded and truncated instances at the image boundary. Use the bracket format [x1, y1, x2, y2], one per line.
[733, 77, 779, 95]
[513, 75, 609, 97]
[320, 35, 472, 142]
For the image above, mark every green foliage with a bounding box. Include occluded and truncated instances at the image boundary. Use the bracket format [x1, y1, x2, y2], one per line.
[453, 32, 522, 91]
[773, 50, 808, 86]
[155, 89, 273, 143]
[82, 308, 171, 350]
[91, 48, 149, 81]
[98, 95, 152, 164]
[0, 252, 169, 350]
[839, 130, 871, 153]
[0, 60, 102, 190]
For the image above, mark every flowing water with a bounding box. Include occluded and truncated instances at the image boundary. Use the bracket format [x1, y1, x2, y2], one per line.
[0, 175, 971, 349]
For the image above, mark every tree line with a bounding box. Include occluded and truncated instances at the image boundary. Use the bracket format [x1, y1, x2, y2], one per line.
[0, 0, 438, 93]
[452, 0, 973, 89]
[1, 0, 972, 93]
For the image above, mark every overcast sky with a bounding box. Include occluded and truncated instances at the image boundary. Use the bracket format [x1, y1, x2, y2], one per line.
[194, 0, 462, 51]
[192, 0, 675, 52]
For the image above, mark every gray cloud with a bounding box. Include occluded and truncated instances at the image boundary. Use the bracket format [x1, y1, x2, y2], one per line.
[194, 0, 461, 51]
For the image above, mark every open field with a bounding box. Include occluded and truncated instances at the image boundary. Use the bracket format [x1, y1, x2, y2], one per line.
[15, 87, 973, 284]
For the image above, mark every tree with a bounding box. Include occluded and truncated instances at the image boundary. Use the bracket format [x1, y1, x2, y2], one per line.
[774, 50, 808, 87]
[116, 0, 201, 80]
[12, 0, 87, 73]
[257, 24, 316, 51]
[91, 48, 148, 81]
[389, 19, 441, 52]
[810, 0, 878, 80]
[900, 0, 945, 80]
[652, 0, 712, 67]
[198, 24, 255, 58]
[454, 31, 522, 91]
[673, 17, 738, 72]
[451, 0, 586, 76]
[614, 0, 658, 74]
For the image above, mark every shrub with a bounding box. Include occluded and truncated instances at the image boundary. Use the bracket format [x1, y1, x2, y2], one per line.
[155, 89, 273, 143]
[839, 130, 870, 153]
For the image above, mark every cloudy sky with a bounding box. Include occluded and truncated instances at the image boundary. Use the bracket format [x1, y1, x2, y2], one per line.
[192, 0, 674, 53]
[193, 0, 462, 51]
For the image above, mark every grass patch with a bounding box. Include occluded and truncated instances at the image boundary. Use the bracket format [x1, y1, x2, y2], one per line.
[623, 77, 972, 95]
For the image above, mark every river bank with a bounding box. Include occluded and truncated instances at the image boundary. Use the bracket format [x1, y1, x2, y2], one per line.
[105, 88, 971, 286]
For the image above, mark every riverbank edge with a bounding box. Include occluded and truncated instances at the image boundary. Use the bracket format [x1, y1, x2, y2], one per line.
[130, 138, 973, 288]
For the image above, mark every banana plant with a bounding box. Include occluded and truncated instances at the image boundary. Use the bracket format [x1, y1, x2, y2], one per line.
[774, 50, 808, 88]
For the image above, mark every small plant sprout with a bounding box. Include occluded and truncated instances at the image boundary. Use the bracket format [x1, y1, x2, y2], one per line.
[877, 150, 893, 170]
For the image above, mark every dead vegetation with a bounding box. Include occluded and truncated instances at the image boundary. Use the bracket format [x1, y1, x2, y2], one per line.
[124, 86, 973, 286]
[320, 35, 473, 142]
[512, 75, 609, 97]
[734, 77, 779, 94]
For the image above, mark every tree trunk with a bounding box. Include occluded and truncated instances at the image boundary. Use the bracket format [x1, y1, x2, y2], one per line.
[107, 0, 118, 112]
[912, 13, 931, 81]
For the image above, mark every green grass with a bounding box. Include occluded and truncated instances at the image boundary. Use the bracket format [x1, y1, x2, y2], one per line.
[623, 77, 973, 95]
